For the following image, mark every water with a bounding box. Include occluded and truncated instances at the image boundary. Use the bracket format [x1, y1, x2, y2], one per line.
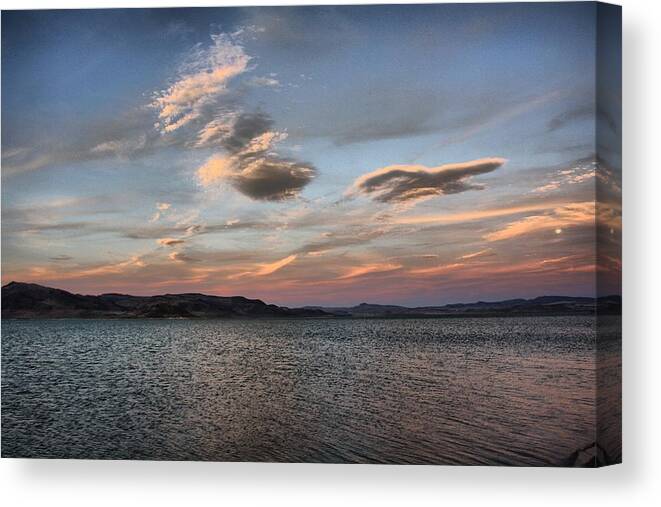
[1, 316, 619, 465]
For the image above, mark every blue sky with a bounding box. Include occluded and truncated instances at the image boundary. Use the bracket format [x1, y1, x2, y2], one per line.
[1, 3, 621, 305]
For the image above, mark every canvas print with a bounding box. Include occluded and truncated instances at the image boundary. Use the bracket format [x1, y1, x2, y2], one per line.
[1, 3, 621, 466]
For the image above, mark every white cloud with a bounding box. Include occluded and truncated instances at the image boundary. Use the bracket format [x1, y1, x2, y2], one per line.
[249, 76, 280, 88]
[152, 33, 251, 134]
[90, 134, 147, 156]
[150, 202, 173, 222]
[532, 160, 596, 194]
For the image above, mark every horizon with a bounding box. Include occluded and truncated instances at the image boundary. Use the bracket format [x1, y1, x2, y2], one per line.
[1, 4, 621, 307]
[2, 280, 619, 309]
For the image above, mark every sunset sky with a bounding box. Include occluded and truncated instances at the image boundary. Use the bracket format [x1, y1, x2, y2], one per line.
[1, 3, 621, 306]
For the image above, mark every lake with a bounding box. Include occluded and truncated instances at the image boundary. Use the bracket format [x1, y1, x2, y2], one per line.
[1, 316, 621, 465]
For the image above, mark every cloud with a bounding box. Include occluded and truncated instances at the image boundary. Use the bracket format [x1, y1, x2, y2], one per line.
[158, 238, 185, 247]
[294, 227, 387, 255]
[150, 202, 173, 222]
[295, 88, 560, 151]
[229, 157, 316, 201]
[229, 254, 298, 279]
[48, 255, 148, 280]
[458, 248, 493, 260]
[218, 112, 274, 153]
[349, 157, 506, 204]
[152, 32, 251, 134]
[49, 255, 73, 262]
[121, 218, 271, 241]
[338, 262, 402, 280]
[409, 262, 464, 276]
[196, 110, 284, 150]
[2, 106, 162, 177]
[392, 202, 563, 226]
[532, 182, 561, 194]
[198, 153, 316, 201]
[323, 88, 442, 146]
[169, 251, 198, 263]
[242, 6, 360, 54]
[195, 114, 239, 148]
[531, 160, 596, 194]
[196, 112, 316, 201]
[248, 76, 280, 88]
[197, 156, 235, 186]
[484, 202, 595, 242]
[149, 32, 317, 202]
[90, 134, 148, 156]
[547, 103, 593, 132]
[3, 29, 287, 178]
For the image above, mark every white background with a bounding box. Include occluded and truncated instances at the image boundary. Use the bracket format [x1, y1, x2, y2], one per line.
[0, 0, 659, 505]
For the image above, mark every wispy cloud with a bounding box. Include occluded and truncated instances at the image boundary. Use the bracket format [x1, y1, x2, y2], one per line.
[25, 255, 148, 282]
[150, 202, 172, 222]
[248, 76, 280, 88]
[169, 251, 198, 263]
[229, 254, 298, 279]
[484, 202, 595, 242]
[339, 262, 402, 280]
[409, 262, 464, 276]
[90, 134, 148, 156]
[48, 254, 73, 262]
[532, 160, 596, 194]
[2, 105, 162, 177]
[152, 32, 251, 134]
[158, 238, 185, 246]
[392, 202, 566, 226]
[458, 248, 493, 260]
[547, 103, 593, 132]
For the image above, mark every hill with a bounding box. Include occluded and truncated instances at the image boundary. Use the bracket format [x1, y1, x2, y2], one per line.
[1, 282, 327, 319]
[1, 282, 621, 319]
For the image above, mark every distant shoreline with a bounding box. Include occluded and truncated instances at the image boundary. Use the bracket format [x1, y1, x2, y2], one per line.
[2, 281, 621, 320]
[2, 313, 622, 321]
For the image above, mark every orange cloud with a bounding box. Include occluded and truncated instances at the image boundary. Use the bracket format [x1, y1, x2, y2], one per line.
[393, 202, 566, 226]
[197, 155, 234, 186]
[459, 248, 493, 260]
[228, 254, 298, 279]
[158, 238, 185, 246]
[409, 262, 464, 276]
[169, 252, 197, 263]
[17, 256, 147, 283]
[339, 262, 402, 279]
[484, 202, 595, 242]
[406, 255, 595, 283]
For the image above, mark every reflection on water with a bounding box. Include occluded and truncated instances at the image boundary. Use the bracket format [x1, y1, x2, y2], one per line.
[1, 316, 620, 465]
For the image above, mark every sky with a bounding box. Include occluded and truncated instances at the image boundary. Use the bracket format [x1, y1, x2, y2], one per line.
[1, 3, 622, 306]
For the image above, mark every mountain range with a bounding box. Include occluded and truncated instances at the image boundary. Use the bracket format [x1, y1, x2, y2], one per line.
[1, 281, 621, 319]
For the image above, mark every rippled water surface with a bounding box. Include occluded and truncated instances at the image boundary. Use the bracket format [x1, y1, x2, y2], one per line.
[2, 317, 617, 465]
